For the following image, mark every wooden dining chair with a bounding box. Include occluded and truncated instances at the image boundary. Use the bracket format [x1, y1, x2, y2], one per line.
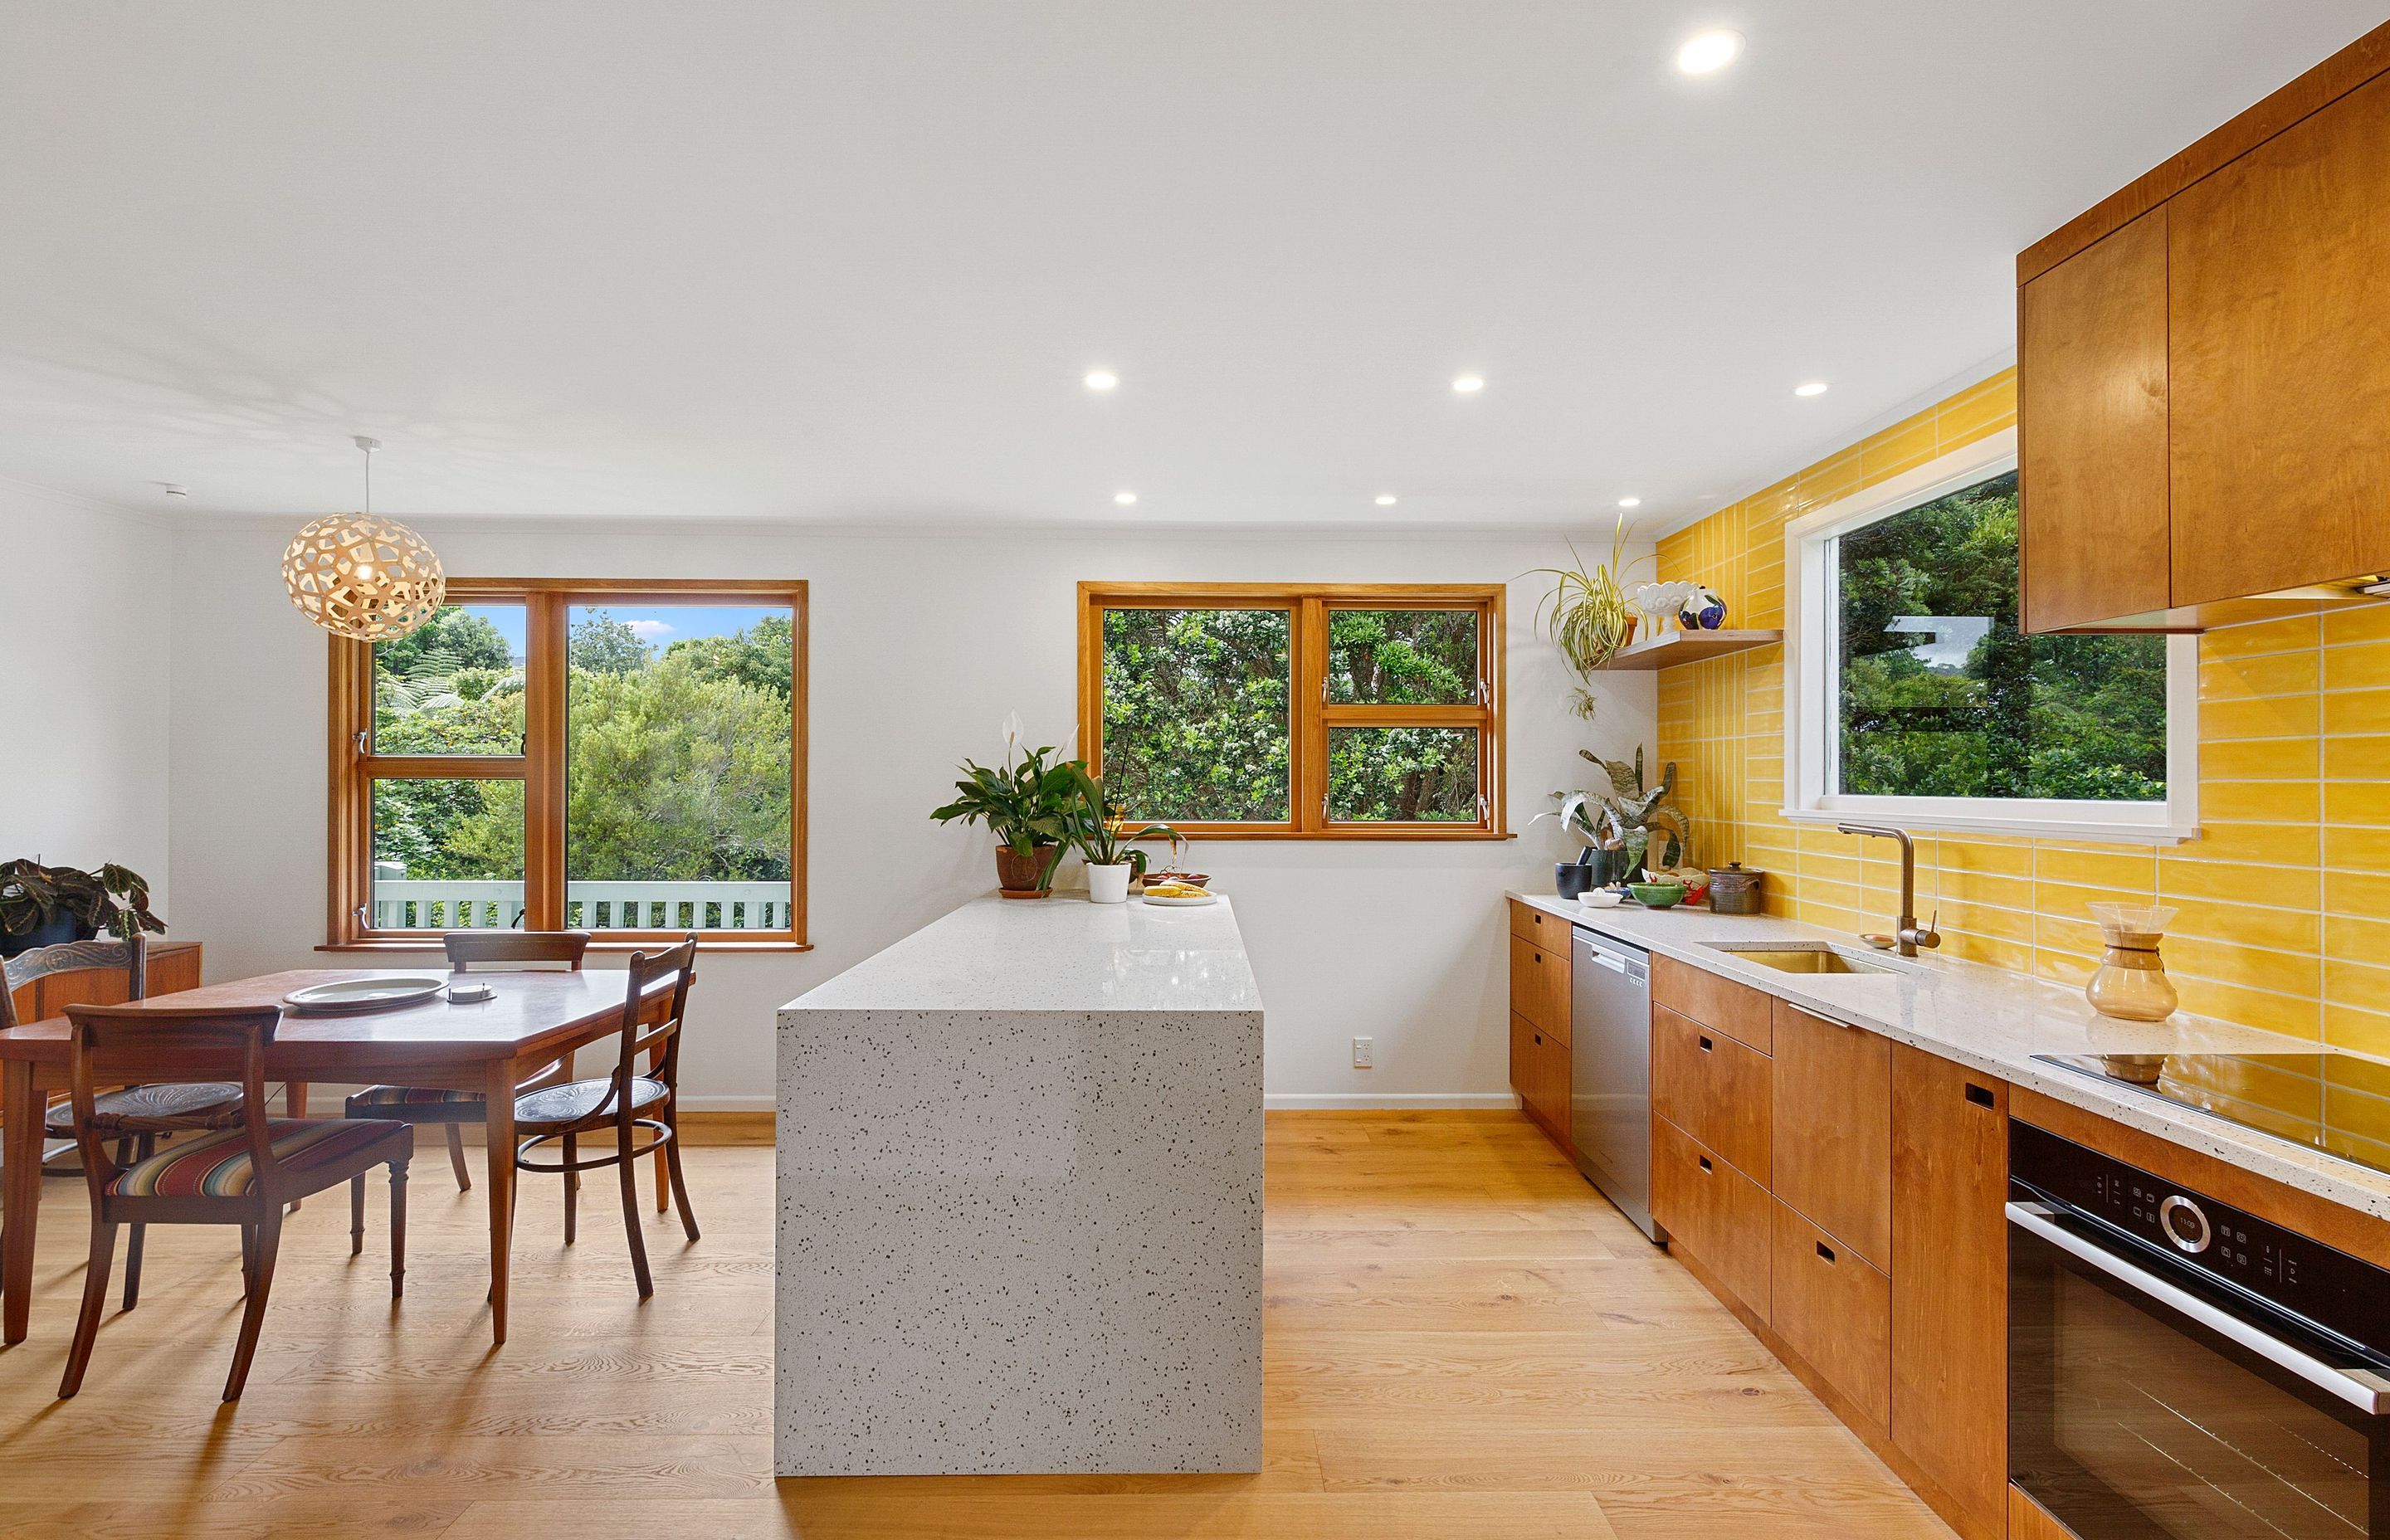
[56, 1001, 412, 1401]
[512, 936, 697, 1297]
[343, 930, 588, 1192]
[3, 937, 245, 1302]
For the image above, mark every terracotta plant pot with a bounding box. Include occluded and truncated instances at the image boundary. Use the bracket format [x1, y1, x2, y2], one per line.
[994, 844, 1059, 899]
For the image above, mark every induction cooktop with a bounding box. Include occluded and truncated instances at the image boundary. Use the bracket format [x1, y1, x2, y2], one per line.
[2034, 1050, 2390, 1179]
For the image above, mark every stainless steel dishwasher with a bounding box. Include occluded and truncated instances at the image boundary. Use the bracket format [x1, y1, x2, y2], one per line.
[1570, 927, 1663, 1242]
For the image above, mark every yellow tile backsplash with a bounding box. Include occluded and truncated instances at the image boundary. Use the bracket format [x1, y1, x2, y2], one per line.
[1651, 368, 2390, 1055]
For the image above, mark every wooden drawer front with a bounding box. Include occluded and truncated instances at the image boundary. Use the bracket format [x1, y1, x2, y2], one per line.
[1892, 1046, 2011, 1531]
[1652, 1116, 1770, 1320]
[1772, 1200, 1892, 1430]
[1651, 955, 1772, 1054]
[1509, 897, 1568, 949]
[1509, 933, 1570, 1043]
[1510, 1011, 1570, 1140]
[1651, 1004, 1771, 1185]
[1771, 1001, 1891, 1271]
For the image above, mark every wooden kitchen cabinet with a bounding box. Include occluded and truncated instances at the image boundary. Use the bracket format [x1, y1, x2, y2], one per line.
[1891, 1047, 2012, 1534]
[1510, 1011, 1569, 1142]
[2018, 207, 2173, 633]
[1771, 1199, 1891, 1429]
[1506, 910, 1572, 1149]
[2017, 21, 2390, 631]
[1651, 954, 1772, 1053]
[1769, 1001, 1891, 1270]
[1650, 1002, 1771, 1184]
[1651, 1114, 1771, 1319]
[1508, 932, 1568, 1043]
[2169, 68, 2390, 607]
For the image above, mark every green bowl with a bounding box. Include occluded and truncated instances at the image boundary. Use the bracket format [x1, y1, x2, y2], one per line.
[1629, 881, 1686, 909]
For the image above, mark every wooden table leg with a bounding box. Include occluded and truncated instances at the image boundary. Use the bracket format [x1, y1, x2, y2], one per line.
[483, 1058, 517, 1346]
[3, 1060, 42, 1343]
[285, 1081, 307, 1211]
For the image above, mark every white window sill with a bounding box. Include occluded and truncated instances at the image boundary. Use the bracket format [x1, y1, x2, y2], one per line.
[1778, 806, 2201, 847]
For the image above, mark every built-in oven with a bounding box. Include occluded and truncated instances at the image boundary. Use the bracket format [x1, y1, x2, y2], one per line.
[2008, 1119, 2390, 1537]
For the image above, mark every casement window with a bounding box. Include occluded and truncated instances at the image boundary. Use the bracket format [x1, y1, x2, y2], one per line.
[1076, 583, 1506, 839]
[1783, 429, 2197, 842]
[327, 578, 807, 948]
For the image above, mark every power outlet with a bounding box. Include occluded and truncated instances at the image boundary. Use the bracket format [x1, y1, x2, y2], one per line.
[1351, 1036, 1374, 1069]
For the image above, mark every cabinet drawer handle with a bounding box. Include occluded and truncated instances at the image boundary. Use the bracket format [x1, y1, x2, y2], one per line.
[1966, 1083, 1996, 1109]
[1534, 1033, 1544, 1045]
[1699, 1035, 1714, 1052]
[1697, 1155, 1713, 1174]
[1816, 1240, 1836, 1265]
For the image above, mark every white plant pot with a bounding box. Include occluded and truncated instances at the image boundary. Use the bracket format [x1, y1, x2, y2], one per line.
[1086, 861, 1134, 904]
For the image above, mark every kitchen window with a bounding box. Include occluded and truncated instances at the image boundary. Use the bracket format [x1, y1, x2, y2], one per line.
[1783, 429, 2197, 842]
[327, 578, 808, 947]
[1076, 583, 1506, 838]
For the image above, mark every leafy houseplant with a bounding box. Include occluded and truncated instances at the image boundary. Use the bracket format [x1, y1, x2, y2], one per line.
[1539, 748, 1691, 882]
[1530, 512, 1654, 720]
[929, 718, 1085, 898]
[0, 860, 167, 958]
[1056, 767, 1178, 904]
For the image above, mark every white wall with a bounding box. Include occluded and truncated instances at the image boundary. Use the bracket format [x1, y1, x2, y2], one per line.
[166, 521, 1656, 1109]
[0, 484, 173, 915]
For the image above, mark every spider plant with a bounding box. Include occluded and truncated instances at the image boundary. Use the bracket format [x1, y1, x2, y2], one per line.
[1057, 766, 1178, 868]
[1529, 511, 1653, 720]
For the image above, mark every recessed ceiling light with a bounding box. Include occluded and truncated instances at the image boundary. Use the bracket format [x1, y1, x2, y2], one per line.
[1794, 380, 1830, 397]
[1115, 490, 1138, 505]
[1375, 495, 1397, 506]
[1451, 374, 1485, 394]
[1085, 368, 1119, 392]
[1617, 496, 1641, 509]
[1676, 29, 1744, 75]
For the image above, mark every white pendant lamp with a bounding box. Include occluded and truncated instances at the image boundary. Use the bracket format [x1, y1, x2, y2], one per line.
[280, 436, 446, 642]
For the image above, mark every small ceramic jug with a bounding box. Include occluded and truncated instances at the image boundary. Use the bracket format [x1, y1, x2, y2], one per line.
[2085, 903, 2179, 1021]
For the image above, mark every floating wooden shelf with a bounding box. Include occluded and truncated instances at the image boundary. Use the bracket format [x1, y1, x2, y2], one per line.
[1601, 628, 1784, 670]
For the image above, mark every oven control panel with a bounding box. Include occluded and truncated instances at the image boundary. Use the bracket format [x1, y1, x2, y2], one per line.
[2011, 1120, 2390, 1360]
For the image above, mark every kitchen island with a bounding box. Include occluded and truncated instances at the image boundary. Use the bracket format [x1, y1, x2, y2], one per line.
[774, 893, 1264, 1476]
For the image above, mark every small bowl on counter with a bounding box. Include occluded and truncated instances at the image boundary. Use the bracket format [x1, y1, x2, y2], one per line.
[1577, 889, 1624, 909]
[1628, 881, 1685, 909]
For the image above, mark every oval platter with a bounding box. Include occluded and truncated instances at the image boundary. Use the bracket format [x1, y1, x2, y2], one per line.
[281, 975, 448, 1013]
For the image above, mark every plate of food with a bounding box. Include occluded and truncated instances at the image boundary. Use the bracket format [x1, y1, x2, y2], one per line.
[1141, 879, 1219, 906]
[281, 975, 448, 1013]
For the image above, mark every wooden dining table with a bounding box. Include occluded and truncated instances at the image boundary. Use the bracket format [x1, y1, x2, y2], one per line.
[0, 967, 675, 1347]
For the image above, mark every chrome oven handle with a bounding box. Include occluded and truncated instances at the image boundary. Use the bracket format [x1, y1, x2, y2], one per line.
[2007, 1201, 2390, 1416]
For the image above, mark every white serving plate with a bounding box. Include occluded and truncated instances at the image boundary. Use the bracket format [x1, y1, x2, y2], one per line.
[1141, 892, 1220, 907]
[281, 975, 447, 1013]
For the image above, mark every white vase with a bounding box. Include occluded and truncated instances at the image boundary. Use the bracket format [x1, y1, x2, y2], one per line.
[1086, 861, 1133, 904]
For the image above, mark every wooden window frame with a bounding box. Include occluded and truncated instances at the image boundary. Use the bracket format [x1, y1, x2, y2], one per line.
[1076, 582, 1508, 841]
[326, 577, 809, 950]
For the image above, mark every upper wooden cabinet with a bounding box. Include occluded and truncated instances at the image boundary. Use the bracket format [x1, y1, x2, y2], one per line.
[2018, 209, 2172, 633]
[2170, 70, 2390, 606]
[2017, 22, 2390, 632]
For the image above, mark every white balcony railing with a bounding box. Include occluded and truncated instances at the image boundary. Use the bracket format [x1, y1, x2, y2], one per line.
[369, 879, 792, 932]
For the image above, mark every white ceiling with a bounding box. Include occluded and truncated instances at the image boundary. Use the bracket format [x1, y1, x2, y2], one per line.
[0, 2, 2381, 530]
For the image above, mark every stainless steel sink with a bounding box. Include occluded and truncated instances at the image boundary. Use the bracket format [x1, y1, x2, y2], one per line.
[1707, 943, 1901, 977]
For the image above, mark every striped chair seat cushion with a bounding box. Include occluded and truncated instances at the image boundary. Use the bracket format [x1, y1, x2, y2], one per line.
[108, 1119, 402, 1199]
[348, 1084, 486, 1109]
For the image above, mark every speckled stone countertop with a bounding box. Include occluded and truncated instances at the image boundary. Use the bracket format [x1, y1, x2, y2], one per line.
[1512, 891, 2390, 1221]
[785, 892, 1262, 1016]
[775, 893, 1263, 1477]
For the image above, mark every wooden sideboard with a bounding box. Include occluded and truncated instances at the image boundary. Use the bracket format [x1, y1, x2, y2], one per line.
[5, 939, 202, 1024]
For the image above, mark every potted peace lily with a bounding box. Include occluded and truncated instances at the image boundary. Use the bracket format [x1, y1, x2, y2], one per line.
[1056, 767, 1178, 904]
[929, 716, 1084, 898]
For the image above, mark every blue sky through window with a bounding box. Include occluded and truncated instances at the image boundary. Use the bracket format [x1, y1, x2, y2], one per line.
[460, 603, 788, 664]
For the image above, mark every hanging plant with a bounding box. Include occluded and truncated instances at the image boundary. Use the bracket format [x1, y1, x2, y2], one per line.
[1529, 511, 1653, 719]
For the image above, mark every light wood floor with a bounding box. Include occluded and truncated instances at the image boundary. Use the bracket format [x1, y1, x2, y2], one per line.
[0, 1113, 1953, 1538]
